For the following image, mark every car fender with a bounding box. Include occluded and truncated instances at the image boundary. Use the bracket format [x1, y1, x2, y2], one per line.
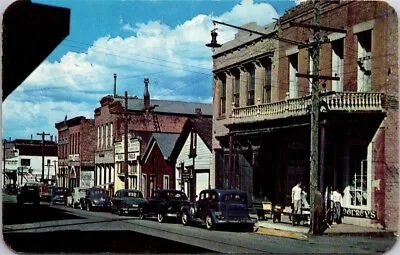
[206, 209, 218, 223]
[181, 206, 194, 220]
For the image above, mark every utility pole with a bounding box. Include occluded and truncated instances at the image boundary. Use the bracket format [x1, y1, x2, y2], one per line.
[3, 140, 6, 188]
[54, 160, 57, 185]
[37, 132, 50, 183]
[293, 0, 343, 234]
[124, 91, 129, 189]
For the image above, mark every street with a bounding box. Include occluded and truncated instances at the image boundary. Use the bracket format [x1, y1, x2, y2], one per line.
[1, 194, 397, 254]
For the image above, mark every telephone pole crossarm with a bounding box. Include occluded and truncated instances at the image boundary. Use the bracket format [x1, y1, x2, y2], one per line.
[289, 22, 346, 34]
[296, 73, 340, 81]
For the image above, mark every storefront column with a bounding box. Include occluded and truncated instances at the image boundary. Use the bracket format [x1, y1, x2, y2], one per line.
[228, 134, 234, 189]
[239, 66, 248, 107]
[225, 71, 234, 116]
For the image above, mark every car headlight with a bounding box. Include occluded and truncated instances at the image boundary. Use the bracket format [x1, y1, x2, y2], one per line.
[131, 204, 138, 208]
[168, 206, 173, 211]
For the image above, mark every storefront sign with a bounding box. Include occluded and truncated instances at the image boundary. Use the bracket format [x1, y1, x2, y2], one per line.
[342, 207, 377, 219]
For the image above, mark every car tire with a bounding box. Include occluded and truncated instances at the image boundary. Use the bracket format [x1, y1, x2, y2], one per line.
[157, 212, 164, 223]
[138, 207, 145, 220]
[118, 209, 123, 216]
[181, 211, 190, 226]
[205, 215, 214, 230]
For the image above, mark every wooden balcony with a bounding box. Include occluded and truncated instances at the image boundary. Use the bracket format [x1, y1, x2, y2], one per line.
[231, 92, 384, 122]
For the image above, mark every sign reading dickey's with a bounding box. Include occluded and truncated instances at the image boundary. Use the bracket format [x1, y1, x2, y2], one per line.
[342, 208, 377, 220]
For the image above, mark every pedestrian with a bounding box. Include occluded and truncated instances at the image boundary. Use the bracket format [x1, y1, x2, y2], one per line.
[291, 180, 302, 225]
[332, 187, 343, 224]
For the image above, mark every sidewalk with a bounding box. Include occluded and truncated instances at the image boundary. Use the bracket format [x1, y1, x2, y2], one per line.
[251, 214, 397, 239]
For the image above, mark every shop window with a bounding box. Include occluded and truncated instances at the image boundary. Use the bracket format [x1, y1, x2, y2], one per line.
[264, 62, 272, 103]
[247, 68, 255, 105]
[331, 38, 344, 92]
[163, 175, 169, 189]
[357, 30, 372, 92]
[220, 79, 226, 116]
[348, 145, 368, 207]
[289, 53, 298, 98]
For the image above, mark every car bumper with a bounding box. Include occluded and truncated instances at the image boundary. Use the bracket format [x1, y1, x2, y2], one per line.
[215, 218, 257, 225]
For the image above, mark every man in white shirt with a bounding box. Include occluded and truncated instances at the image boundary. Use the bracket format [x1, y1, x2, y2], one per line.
[332, 187, 343, 224]
[291, 180, 302, 225]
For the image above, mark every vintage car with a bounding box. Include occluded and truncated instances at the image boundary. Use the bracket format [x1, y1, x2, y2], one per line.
[180, 189, 257, 230]
[81, 187, 111, 211]
[3, 183, 18, 195]
[38, 183, 52, 202]
[140, 189, 190, 223]
[51, 187, 69, 205]
[111, 189, 148, 216]
[16, 182, 41, 205]
[67, 187, 88, 208]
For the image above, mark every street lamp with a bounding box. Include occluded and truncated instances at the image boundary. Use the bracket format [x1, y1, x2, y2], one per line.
[205, 28, 221, 49]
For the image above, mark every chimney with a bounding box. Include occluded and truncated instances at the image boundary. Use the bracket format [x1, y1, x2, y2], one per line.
[31, 134, 33, 141]
[195, 108, 202, 118]
[113, 73, 117, 97]
[50, 135, 53, 142]
[143, 78, 150, 113]
[55, 136, 58, 144]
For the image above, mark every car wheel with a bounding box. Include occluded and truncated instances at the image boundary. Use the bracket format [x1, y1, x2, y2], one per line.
[138, 207, 145, 220]
[181, 211, 190, 226]
[118, 209, 123, 216]
[157, 212, 164, 223]
[205, 215, 214, 230]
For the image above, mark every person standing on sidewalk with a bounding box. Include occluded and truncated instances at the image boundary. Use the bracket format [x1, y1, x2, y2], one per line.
[332, 187, 343, 224]
[291, 180, 302, 226]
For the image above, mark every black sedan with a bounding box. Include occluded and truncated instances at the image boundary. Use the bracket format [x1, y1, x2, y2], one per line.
[111, 189, 148, 216]
[81, 187, 111, 211]
[51, 187, 68, 205]
[140, 189, 190, 223]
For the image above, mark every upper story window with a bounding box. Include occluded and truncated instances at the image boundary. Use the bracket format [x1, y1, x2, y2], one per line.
[247, 68, 255, 105]
[106, 124, 109, 148]
[97, 126, 100, 149]
[357, 30, 372, 92]
[264, 62, 272, 103]
[234, 73, 240, 107]
[309, 54, 314, 94]
[110, 123, 113, 147]
[288, 53, 299, 99]
[21, 158, 30, 166]
[220, 79, 226, 116]
[331, 38, 344, 92]
[189, 130, 197, 158]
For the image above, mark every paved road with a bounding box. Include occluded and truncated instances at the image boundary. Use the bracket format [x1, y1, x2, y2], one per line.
[2, 194, 397, 253]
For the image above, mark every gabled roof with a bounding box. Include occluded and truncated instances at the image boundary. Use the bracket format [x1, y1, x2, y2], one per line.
[169, 117, 212, 162]
[141, 133, 180, 164]
[114, 97, 212, 116]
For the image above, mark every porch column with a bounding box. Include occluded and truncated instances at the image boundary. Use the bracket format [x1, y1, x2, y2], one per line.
[319, 120, 327, 203]
[239, 66, 248, 107]
[254, 61, 265, 104]
[214, 75, 222, 116]
[228, 134, 234, 189]
[105, 164, 109, 189]
[225, 71, 234, 117]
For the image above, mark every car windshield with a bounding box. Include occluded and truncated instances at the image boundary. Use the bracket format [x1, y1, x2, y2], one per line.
[124, 191, 143, 198]
[222, 193, 247, 203]
[165, 191, 187, 200]
[54, 188, 67, 194]
[91, 189, 107, 195]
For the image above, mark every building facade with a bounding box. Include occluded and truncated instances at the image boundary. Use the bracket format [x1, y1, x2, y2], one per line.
[170, 118, 213, 201]
[94, 78, 212, 197]
[3, 138, 58, 187]
[211, 1, 398, 230]
[55, 116, 96, 190]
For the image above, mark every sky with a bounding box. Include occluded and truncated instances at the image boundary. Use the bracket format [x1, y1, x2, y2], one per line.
[1, 0, 399, 141]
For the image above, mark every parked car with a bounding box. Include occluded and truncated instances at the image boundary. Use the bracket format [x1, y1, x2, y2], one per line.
[111, 189, 148, 216]
[67, 187, 88, 208]
[141, 189, 190, 223]
[180, 189, 257, 231]
[51, 187, 69, 205]
[38, 183, 52, 202]
[16, 183, 40, 205]
[3, 183, 18, 195]
[81, 187, 111, 211]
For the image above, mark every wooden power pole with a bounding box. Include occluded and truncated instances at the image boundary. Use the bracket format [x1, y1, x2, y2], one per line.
[37, 132, 50, 183]
[124, 91, 129, 189]
[293, 0, 344, 234]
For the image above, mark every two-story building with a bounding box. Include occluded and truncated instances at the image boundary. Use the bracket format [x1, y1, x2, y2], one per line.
[55, 116, 96, 190]
[94, 78, 212, 197]
[211, 1, 398, 230]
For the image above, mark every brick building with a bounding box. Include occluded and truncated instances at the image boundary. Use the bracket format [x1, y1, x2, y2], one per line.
[94, 78, 212, 197]
[55, 116, 96, 190]
[211, 1, 398, 230]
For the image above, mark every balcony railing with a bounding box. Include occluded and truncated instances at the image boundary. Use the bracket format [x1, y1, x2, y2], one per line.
[232, 92, 383, 120]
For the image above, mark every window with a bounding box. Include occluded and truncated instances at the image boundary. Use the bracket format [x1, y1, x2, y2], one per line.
[331, 38, 344, 92]
[234, 73, 240, 107]
[163, 175, 169, 189]
[220, 79, 226, 116]
[247, 68, 255, 105]
[348, 145, 368, 207]
[142, 174, 147, 198]
[357, 30, 372, 92]
[289, 53, 298, 98]
[97, 126, 100, 148]
[309, 54, 314, 94]
[264, 62, 272, 103]
[110, 123, 113, 146]
[21, 158, 30, 166]
[100, 125, 103, 149]
[189, 131, 197, 157]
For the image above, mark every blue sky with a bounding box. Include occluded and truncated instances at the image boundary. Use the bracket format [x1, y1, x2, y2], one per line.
[2, 0, 398, 140]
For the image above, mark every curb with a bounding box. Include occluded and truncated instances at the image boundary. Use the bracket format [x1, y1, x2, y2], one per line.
[324, 231, 397, 238]
[254, 226, 308, 240]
